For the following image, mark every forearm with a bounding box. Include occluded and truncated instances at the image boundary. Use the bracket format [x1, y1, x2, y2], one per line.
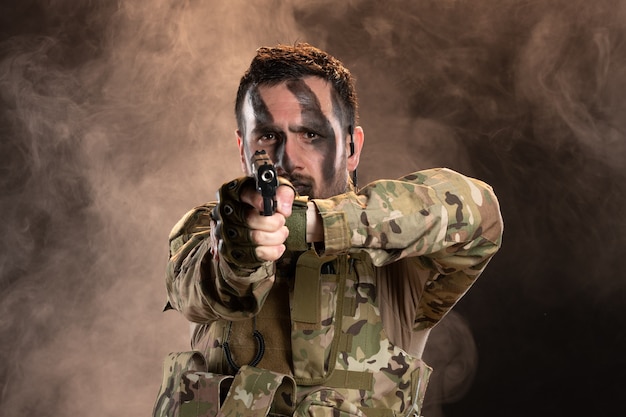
[309, 168, 503, 271]
[165, 205, 275, 323]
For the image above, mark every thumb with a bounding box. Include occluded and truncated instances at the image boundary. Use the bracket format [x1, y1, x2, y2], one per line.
[276, 184, 295, 217]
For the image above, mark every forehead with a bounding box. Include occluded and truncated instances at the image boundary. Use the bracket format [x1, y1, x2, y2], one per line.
[245, 76, 335, 118]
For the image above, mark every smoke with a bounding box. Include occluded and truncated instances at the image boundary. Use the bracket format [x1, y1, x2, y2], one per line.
[0, 1, 305, 415]
[1, 0, 625, 416]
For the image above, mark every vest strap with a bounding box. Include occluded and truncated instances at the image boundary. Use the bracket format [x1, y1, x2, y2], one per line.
[358, 407, 395, 417]
[324, 369, 373, 391]
[285, 196, 309, 252]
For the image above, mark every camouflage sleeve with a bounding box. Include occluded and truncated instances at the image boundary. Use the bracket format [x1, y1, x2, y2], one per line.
[311, 168, 503, 272]
[165, 203, 275, 324]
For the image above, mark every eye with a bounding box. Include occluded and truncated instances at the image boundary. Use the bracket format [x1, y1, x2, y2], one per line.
[303, 131, 321, 141]
[259, 132, 278, 143]
[261, 133, 274, 141]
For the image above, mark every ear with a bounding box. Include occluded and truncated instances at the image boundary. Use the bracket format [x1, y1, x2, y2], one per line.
[236, 130, 248, 174]
[347, 126, 364, 172]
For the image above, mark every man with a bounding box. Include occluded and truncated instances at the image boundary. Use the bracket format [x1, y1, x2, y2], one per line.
[156, 43, 503, 417]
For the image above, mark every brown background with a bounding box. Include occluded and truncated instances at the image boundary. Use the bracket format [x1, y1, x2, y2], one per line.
[1, 1, 625, 416]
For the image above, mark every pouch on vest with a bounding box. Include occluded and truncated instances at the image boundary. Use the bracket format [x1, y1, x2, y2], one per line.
[290, 249, 345, 385]
[293, 388, 365, 417]
[153, 352, 297, 417]
[152, 351, 234, 417]
[218, 365, 297, 417]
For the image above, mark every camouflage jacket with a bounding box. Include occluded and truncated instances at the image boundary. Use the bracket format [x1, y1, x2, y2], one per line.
[163, 168, 503, 416]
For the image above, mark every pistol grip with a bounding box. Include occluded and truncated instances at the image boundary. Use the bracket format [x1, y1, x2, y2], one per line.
[262, 196, 275, 216]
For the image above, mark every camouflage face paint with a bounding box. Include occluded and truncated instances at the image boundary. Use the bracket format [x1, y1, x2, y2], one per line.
[243, 79, 348, 198]
[285, 79, 339, 189]
[247, 85, 291, 168]
[250, 86, 273, 125]
[246, 86, 275, 151]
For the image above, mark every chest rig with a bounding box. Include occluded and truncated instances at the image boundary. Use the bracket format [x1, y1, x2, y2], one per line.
[216, 249, 431, 416]
[294, 250, 431, 415]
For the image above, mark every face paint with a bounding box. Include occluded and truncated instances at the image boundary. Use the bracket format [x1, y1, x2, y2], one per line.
[241, 78, 349, 198]
[248, 86, 272, 143]
[249, 86, 273, 128]
[286, 79, 339, 192]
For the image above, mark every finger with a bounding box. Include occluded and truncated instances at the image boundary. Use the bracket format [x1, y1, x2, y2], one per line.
[255, 244, 286, 262]
[240, 182, 295, 216]
[250, 226, 290, 246]
[246, 209, 286, 232]
[239, 184, 264, 213]
[275, 184, 295, 216]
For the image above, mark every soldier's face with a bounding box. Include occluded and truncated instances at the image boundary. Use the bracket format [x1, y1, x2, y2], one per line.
[237, 76, 351, 199]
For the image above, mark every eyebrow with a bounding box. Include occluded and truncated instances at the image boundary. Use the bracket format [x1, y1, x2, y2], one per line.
[289, 118, 329, 136]
[250, 121, 281, 136]
[250, 120, 329, 137]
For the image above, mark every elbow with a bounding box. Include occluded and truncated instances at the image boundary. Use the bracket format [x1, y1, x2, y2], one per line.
[478, 184, 504, 252]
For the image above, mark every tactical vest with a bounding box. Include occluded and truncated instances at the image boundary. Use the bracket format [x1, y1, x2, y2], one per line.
[154, 249, 432, 417]
[288, 249, 431, 416]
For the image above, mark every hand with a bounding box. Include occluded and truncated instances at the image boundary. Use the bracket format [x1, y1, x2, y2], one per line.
[239, 182, 295, 262]
[211, 176, 295, 268]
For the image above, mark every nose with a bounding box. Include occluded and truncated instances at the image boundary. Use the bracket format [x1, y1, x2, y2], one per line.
[273, 136, 300, 175]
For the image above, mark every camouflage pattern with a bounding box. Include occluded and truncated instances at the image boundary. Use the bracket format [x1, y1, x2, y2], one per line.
[312, 168, 503, 330]
[218, 365, 296, 417]
[153, 351, 234, 417]
[154, 356, 296, 417]
[290, 250, 432, 416]
[161, 168, 504, 416]
[294, 388, 365, 416]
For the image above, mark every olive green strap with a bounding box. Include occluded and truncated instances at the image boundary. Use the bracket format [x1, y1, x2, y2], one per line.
[324, 369, 373, 391]
[285, 196, 309, 252]
[357, 407, 395, 417]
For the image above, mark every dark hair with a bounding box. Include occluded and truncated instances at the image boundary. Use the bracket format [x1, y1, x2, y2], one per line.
[235, 43, 358, 134]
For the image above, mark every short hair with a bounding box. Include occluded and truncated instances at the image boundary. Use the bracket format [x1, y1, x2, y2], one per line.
[235, 43, 358, 134]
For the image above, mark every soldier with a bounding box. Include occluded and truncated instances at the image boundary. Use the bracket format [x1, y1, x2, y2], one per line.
[154, 43, 503, 417]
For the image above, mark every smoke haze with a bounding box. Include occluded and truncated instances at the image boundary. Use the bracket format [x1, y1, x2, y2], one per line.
[1, 1, 624, 416]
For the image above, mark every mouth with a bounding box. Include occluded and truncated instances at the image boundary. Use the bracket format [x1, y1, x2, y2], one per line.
[294, 184, 312, 197]
[288, 180, 312, 198]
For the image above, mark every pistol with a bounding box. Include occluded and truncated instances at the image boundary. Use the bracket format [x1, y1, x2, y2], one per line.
[251, 150, 278, 216]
